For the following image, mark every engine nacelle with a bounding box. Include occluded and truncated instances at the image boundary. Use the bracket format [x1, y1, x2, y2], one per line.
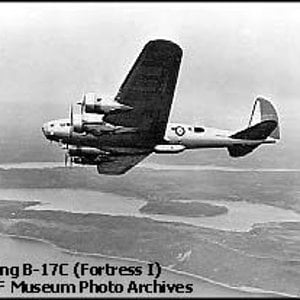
[68, 147, 107, 157]
[82, 113, 104, 124]
[71, 150, 111, 165]
[154, 144, 186, 154]
[72, 157, 96, 165]
[72, 113, 104, 133]
[84, 92, 132, 114]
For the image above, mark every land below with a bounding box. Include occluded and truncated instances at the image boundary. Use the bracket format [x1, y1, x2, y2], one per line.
[0, 167, 300, 296]
[0, 165, 299, 213]
[0, 197, 299, 296]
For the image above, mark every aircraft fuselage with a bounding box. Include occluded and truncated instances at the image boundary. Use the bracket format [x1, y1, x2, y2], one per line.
[42, 118, 272, 155]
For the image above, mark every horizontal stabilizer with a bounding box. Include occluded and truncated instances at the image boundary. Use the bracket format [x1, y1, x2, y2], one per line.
[228, 120, 278, 157]
[228, 144, 260, 157]
[230, 120, 277, 141]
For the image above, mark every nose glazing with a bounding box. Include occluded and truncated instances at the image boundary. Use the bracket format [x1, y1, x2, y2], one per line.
[42, 122, 51, 137]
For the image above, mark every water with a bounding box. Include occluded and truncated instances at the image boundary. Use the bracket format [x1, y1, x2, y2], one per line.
[0, 162, 65, 169]
[0, 163, 296, 296]
[0, 188, 144, 216]
[0, 188, 300, 232]
[149, 199, 300, 232]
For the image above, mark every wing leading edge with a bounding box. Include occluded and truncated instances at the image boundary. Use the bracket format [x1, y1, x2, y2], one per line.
[103, 39, 183, 147]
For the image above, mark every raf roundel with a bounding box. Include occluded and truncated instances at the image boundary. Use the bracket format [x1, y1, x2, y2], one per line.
[175, 126, 185, 137]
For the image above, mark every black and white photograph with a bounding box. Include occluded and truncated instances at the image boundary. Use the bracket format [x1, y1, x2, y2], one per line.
[0, 2, 299, 297]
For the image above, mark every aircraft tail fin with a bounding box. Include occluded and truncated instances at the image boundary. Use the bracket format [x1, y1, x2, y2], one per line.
[227, 97, 280, 157]
[248, 97, 280, 139]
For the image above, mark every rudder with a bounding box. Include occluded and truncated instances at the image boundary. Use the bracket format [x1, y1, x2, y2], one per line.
[248, 97, 280, 139]
[228, 97, 280, 157]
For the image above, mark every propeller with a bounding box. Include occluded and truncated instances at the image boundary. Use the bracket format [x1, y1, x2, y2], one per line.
[69, 104, 74, 138]
[64, 150, 73, 167]
[81, 94, 86, 115]
[76, 94, 86, 115]
[64, 152, 69, 167]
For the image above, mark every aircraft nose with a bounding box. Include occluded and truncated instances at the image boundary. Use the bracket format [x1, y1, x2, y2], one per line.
[42, 123, 47, 135]
[42, 122, 52, 138]
[41, 124, 46, 135]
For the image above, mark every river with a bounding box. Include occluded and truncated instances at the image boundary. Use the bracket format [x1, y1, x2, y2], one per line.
[0, 188, 300, 232]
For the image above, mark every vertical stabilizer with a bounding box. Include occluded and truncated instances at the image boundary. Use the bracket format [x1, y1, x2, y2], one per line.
[248, 97, 280, 139]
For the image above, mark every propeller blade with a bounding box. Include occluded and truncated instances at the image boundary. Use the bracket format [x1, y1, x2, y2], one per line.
[64, 152, 68, 167]
[70, 104, 74, 126]
[69, 104, 74, 138]
[81, 94, 86, 115]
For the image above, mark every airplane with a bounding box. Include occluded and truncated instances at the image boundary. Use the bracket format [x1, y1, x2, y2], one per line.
[42, 39, 280, 175]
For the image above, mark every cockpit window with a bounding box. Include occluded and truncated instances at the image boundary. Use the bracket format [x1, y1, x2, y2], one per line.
[194, 127, 205, 133]
[50, 123, 54, 128]
[66, 123, 70, 126]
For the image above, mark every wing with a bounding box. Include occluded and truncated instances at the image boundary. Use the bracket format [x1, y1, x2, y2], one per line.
[103, 39, 183, 147]
[96, 153, 151, 175]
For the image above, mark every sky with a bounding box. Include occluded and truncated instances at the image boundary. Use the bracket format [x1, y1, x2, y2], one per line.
[0, 2, 299, 166]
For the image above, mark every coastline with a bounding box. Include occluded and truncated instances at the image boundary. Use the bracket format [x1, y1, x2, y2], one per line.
[0, 166, 299, 296]
[0, 232, 291, 297]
